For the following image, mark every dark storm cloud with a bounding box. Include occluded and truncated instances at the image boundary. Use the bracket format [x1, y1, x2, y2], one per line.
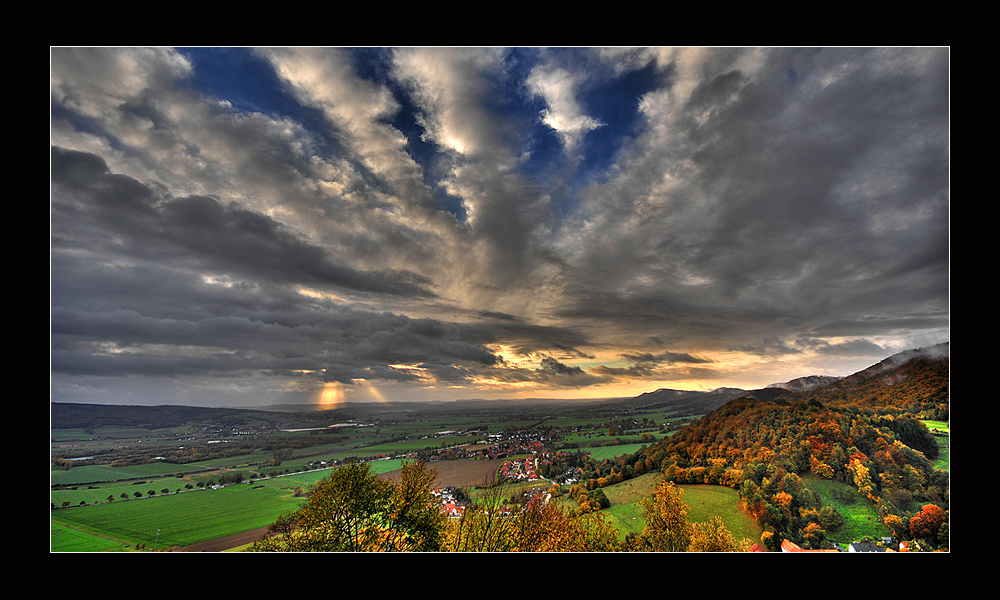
[589, 350, 712, 380]
[51, 146, 435, 299]
[683, 48, 949, 285]
[50, 241, 596, 391]
[620, 351, 710, 365]
[562, 47, 949, 353]
[538, 356, 584, 376]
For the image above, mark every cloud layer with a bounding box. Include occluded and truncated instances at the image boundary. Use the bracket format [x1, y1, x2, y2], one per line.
[50, 47, 950, 406]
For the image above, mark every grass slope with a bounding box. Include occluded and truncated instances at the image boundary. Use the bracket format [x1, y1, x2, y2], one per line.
[591, 472, 763, 545]
[801, 474, 889, 547]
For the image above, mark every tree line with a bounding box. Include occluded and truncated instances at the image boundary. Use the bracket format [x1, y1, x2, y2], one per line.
[248, 460, 754, 552]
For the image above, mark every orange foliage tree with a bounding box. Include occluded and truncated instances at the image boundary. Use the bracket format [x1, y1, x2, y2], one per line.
[909, 503, 947, 543]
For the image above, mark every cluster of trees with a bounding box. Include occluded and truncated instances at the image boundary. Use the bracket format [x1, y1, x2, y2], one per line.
[251, 461, 446, 552]
[538, 447, 659, 487]
[566, 485, 610, 514]
[249, 460, 752, 552]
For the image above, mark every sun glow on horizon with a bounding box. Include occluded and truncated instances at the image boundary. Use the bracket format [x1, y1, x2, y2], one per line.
[316, 381, 345, 409]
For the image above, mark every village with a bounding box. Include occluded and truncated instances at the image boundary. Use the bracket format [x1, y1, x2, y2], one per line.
[430, 453, 550, 521]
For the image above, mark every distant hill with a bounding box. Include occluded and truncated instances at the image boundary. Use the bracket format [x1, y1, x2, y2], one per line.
[803, 342, 949, 413]
[51, 402, 246, 430]
[50, 402, 334, 430]
[630, 387, 747, 414]
[767, 375, 842, 392]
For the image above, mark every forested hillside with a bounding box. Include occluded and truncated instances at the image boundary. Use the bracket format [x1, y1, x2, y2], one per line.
[615, 343, 949, 550]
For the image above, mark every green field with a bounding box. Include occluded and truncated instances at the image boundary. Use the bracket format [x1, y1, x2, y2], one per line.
[680, 484, 762, 543]
[50, 459, 409, 551]
[602, 472, 660, 538]
[50, 521, 137, 552]
[51, 479, 308, 550]
[801, 474, 889, 547]
[922, 419, 949, 472]
[564, 472, 763, 545]
[51, 461, 211, 487]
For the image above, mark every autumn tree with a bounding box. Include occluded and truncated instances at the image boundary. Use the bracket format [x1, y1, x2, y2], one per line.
[883, 514, 908, 540]
[638, 479, 692, 551]
[508, 495, 626, 552]
[800, 521, 827, 549]
[444, 475, 627, 552]
[444, 474, 520, 552]
[909, 503, 947, 544]
[249, 461, 444, 552]
[688, 516, 754, 552]
[817, 505, 844, 532]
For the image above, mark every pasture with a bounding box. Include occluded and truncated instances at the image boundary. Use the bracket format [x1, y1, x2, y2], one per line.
[52, 476, 309, 549]
[561, 471, 762, 544]
[801, 474, 890, 547]
[922, 419, 949, 472]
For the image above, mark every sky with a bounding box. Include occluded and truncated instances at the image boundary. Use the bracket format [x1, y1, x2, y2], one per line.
[50, 47, 950, 408]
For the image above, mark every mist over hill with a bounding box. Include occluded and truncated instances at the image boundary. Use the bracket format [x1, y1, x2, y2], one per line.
[767, 375, 843, 392]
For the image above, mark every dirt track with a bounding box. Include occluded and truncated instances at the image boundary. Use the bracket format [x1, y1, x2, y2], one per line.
[174, 527, 271, 552]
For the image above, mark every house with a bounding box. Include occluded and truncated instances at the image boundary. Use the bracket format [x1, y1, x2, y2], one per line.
[781, 539, 840, 552]
[849, 542, 886, 552]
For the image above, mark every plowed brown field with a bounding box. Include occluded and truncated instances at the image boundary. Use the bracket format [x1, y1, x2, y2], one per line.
[380, 459, 504, 489]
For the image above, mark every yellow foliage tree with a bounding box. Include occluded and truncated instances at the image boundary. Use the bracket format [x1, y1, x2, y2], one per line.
[443, 476, 625, 552]
[249, 461, 444, 552]
[688, 516, 754, 552]
[848, 458, 876, 498]
[639, 479, 692, 551]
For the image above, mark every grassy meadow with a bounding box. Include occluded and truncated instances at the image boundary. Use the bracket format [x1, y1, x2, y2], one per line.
[558, 471, 763, 544]
[801, 474, 889, 548]
[51, 478, 308, 549]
